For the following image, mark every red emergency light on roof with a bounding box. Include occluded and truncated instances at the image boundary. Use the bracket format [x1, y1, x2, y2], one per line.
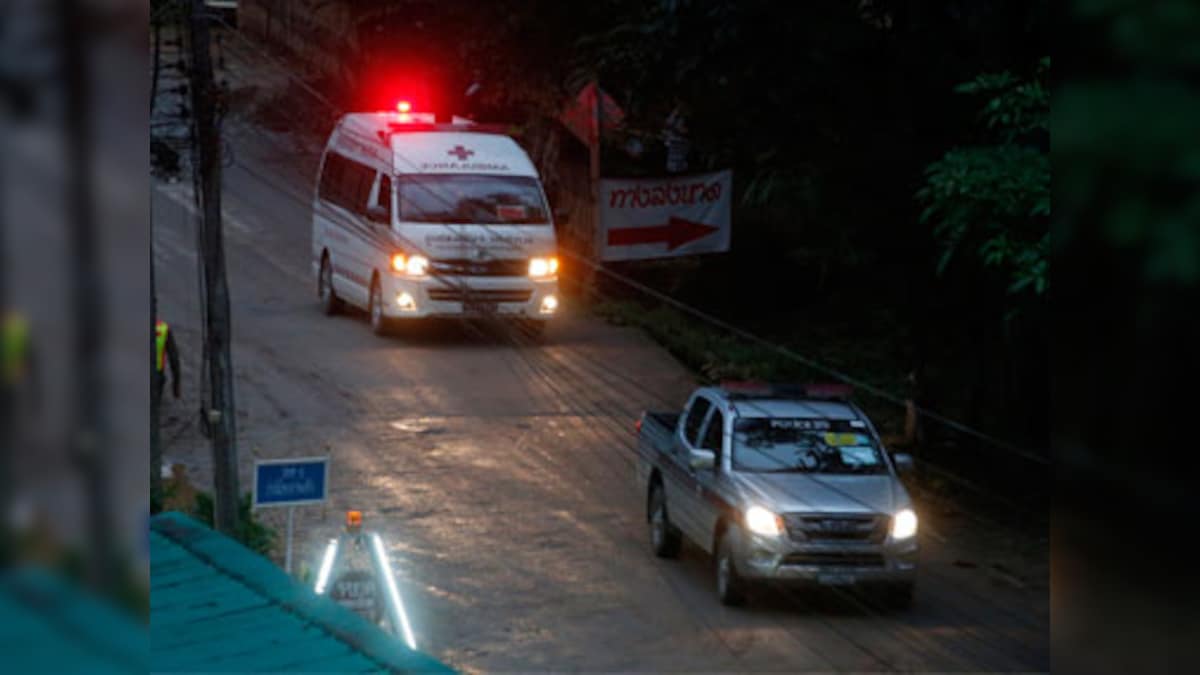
[396, 100, 412, 113]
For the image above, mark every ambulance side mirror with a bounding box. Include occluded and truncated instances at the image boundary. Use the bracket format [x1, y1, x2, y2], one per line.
[366, 205, 389, 224]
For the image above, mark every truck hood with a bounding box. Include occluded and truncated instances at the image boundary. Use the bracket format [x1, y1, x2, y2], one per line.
[732, 472, 902, 515]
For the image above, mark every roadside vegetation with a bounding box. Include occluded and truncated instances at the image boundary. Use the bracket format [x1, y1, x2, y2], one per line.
[161, 475, 276, 557]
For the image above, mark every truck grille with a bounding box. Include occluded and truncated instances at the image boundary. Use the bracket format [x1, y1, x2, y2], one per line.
[783, 514, 887, 543]
[427, 288, 532, 303]
[782, 552, 886, 567]
[430, 258, 527, 277]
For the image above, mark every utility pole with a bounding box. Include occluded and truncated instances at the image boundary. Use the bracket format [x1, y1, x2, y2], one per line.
[188, 0, 240, 534]
[586, 79, 602, 293]
[60, 0, 115, 589]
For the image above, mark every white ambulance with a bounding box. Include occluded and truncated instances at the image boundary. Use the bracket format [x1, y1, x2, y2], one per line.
[311, 109, 560, 335]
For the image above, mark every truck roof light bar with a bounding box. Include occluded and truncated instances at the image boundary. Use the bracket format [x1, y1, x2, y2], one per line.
[718, 381, 855, 401]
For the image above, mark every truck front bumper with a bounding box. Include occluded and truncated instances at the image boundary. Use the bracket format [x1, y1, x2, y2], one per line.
[735, 533, 918, 586]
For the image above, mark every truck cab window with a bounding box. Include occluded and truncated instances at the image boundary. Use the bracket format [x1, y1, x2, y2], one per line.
[683, 397, 712, 446]
[700, 410, 724, 465]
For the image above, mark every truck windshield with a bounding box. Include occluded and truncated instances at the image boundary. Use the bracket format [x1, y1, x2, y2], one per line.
[398, 175, 550, 225]
[732, 418, 887, 474]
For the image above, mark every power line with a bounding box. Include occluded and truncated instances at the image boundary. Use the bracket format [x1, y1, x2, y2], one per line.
[568, 251, 1049, 466]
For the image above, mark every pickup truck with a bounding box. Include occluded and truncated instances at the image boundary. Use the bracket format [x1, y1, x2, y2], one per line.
[634, 382, 919, 607]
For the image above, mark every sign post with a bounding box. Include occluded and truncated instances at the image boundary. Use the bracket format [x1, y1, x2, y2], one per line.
[253, 456, 329, 574]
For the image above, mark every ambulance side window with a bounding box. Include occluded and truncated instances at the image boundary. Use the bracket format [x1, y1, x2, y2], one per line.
[319, 152, 374, 214]
[318, 153, 345, 203]
[343, 161, 374, 214]
[371, 175, 392, 222]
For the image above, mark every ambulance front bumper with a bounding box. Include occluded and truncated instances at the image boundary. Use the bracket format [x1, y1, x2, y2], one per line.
[381, 276, 559, 320]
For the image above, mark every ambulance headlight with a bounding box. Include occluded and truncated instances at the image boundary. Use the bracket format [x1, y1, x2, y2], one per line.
[528, 257, 559, 278]
[405, 255, 429, 277]
[391, 253, 429, 277]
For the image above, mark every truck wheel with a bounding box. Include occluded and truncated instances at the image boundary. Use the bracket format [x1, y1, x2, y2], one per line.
[648, 483, 682, 558]
[883, 581, 915, 610]
[369, 278, 392, 336]
[716, 530, 747, 606]
[319, 255, 342, 315]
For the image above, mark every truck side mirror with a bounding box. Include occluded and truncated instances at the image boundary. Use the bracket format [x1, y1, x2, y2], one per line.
[689, 449, 715, 471]
[892, 452, 915, 475]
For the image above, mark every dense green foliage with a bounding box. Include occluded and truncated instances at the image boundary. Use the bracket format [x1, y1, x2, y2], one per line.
[191, 491, 276, 556]
[918, 58, 1050, 298]
[1054, 0, 1200, 499]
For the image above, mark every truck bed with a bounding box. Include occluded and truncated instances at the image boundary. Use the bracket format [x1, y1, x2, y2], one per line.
[644, 412, 679, 432]
[639, 412, 680, 461]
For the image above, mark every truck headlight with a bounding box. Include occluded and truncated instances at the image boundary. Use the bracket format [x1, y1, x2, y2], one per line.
[891, 508, 918, 540]
[528, 256, 559, 278]
[745, 506, 784, 537]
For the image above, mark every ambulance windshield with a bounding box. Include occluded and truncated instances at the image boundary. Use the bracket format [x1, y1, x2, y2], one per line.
[397, 175, 550, 225]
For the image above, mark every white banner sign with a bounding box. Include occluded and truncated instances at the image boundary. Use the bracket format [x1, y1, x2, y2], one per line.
[598, 170, 732, 261]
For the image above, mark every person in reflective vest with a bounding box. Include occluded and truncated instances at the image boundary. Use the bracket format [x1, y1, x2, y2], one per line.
[2, 311, 32, 387]
[2, 310, 37, 551]
[155, 319, 181, 400]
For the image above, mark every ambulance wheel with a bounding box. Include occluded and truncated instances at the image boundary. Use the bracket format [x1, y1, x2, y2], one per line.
[521, 320, 547, 341]
[319, 254, 342, 315]
[369, 278, 393, 336]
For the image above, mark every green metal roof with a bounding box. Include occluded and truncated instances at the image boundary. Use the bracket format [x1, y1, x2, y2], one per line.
[151, 512, 452, 673]
[0, 567, 146, 673]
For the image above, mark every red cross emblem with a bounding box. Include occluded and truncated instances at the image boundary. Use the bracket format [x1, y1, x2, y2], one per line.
[447, 145, 474, 161]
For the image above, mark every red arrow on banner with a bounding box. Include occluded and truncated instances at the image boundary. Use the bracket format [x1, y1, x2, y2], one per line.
[607, 217, 719, 250]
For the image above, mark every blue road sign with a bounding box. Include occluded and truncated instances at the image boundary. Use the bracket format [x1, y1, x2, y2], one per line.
[253, 457, 329, 507]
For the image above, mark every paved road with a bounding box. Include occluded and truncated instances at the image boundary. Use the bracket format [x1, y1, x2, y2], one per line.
[152, 107, 1048, 671]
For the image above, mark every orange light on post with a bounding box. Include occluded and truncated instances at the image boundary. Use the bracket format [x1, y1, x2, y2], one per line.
[346, 510, 363, 531]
